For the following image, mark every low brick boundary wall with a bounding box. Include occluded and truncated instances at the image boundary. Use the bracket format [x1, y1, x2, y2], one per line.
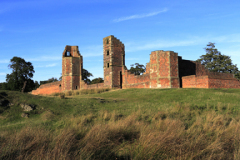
[182, 75, 209, 88]
[32, 81, 62, 95]
[182, 75, 240, 89]
[82, 83, 106, 89]
[122, 70, 150, 89]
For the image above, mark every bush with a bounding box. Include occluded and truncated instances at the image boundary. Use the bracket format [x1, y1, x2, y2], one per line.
[59, 93, 65, 99]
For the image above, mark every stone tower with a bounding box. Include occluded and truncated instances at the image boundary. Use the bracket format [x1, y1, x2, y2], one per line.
[149, 50, 180, 88]
[62, 45, 83, 91]
[103, 35, 125, 88]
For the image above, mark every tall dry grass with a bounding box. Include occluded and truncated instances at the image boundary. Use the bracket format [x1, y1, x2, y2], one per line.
[1, 104, 240, 159]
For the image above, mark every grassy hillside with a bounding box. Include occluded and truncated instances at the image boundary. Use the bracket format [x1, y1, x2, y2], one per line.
[1, 88, 240, 159]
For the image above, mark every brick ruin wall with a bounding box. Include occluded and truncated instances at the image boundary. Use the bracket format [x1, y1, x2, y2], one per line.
[32, 81, 106, 95]
[103, 35, 125, 89]
[82, 82, 107, 89]
[122, 69, 150, 89]
[32, 81, 62, 95]
[181, 60, 240, 88]
[31, 35, 240, 95]
[122, 50, 180, 89]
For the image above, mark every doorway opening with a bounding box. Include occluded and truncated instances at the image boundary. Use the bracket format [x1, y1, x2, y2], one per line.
[120, 71, 122, 89]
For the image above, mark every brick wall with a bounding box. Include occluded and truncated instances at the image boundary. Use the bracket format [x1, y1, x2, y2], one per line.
[149, 50, 179, 88]
[179, 58, 239, 89]
[62, 46, 82, 91]
[32, 81, 62, 95]
[182, 75, 240, 89]
[82, 83, 106, 89]
[103, 35, 125, 89]
[122, 69, 150, 89]
[32, 35, 240, 96]
[182, 75, 209, 88]
[209, 78, 240, 88]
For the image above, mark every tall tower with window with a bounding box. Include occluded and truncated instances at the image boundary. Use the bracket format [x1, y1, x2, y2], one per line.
[62, 45, 83, 91]
[103, 35, 125, 88]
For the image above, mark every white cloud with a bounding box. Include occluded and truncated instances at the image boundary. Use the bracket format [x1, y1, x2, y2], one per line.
[82, 52, 102, 57]
[125, 34, 240, 52]
[126, 39, 199, 52]
[113, 8, 168, 22]
[0, 60, 9, 63]
[26, 56, 61, 62]
[36, 63, 58, 68]
[80, 45, 103, 57]
[46, 63, 57, 67]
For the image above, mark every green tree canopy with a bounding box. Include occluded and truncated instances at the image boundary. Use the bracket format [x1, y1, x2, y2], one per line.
[5, 57, 35, 92]
[91, 77, 104, 84]
[129, 63, 146, 75]
[34, 81, 40, 90]
[82, 68, 93, 84]
[40, 77, 59, 85]
[197, 42, 240, 79]
[0, 83, 7, 90]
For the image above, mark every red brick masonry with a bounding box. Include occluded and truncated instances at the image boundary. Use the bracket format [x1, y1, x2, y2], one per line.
[32, 81, 62, 95]
[182, 73, 240, 89]
[32, 35, 240, 95]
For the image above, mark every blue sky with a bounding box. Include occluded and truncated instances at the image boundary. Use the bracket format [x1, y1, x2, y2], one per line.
[1, 0, 240, 83]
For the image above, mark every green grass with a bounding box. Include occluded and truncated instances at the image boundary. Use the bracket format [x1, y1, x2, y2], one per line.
[1, 88, 240, 159]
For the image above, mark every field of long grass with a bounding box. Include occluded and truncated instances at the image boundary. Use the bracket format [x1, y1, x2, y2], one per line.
[1, 88, 240, 159]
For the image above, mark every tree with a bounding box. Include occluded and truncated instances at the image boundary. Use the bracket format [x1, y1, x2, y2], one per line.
[40, 77, 58, 85]
[129, 63, 146, 75]
[59, 73, 62, 81]
[91, 77, 104, 84]
[197, 42, 240, 79]
[34, 81, 40, 90]
[82, 68, 93, 84]
[0, 83, 6, 90]
[5, 57, 35, 92]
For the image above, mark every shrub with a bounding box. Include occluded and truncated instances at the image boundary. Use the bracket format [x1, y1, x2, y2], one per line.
[59, 93, 65, 99]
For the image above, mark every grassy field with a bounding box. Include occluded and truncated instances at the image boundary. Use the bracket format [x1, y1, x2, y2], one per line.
[1, 88, 240, 159]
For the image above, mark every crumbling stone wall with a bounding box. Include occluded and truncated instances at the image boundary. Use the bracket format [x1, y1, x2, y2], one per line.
[32, 81, 62, 95]
[122, 69, 150, 88]
[182, 75, 240, 89]
[182, 75, 209, 88]
[32, 35, 240, 96]
[103, 35, 125, 88]
[148, 50, 179, 88]
[82, 82, 105, 89]
[121, 50, 180, 89]
[62, 46, 82, 91]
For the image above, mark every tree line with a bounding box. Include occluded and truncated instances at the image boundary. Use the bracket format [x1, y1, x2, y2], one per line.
[0, 42, 239, 92]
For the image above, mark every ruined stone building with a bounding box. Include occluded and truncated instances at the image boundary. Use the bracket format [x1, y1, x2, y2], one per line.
[32, 35, 240, 95]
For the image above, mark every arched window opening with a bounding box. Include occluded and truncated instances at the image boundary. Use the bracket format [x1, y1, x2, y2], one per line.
[65, 51, 71, 57]
[107, 63, 109, 68]
[75, 86, 78, 89]
[107, 50, 109, 56]
[106, 39, 109, 44]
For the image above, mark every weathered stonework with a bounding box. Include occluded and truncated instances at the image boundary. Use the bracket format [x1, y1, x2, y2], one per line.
[62, 46, 83, 91]
[103, 35, 125, 89]
[32, 35, 240, 95]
